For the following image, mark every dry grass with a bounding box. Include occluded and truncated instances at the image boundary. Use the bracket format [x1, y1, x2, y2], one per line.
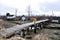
[0, 19, 5, 31]
[0, 20, 17, 31]
[4, 21, 16, 28]
[7, 35, 26, 40]
[32, 33, 48, 40]
[0, 37, 7, 40]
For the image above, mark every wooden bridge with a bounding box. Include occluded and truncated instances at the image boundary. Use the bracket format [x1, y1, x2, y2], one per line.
[0, 19, 49, 38]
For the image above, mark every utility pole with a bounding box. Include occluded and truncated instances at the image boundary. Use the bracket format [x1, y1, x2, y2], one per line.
[27, 5, 32, 20]
[15, 8, 17, 17]
[52, 10, 54, 16]
[27, 5, 32, 17]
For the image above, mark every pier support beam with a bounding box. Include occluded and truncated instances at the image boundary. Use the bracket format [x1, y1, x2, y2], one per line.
[20, 29, 26, 38]
[30, 25, 37, 34]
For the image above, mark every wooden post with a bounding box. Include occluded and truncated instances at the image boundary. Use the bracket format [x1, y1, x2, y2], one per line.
[20, 29, 25, 38]
[40, 23, 43, 29]
[34, 24, 37, 34]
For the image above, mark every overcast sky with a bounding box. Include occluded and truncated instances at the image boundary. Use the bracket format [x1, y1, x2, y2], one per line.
[0, 0, 60, 16]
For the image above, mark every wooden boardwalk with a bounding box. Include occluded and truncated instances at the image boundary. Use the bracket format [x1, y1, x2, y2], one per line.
[0, 19, 49, 38]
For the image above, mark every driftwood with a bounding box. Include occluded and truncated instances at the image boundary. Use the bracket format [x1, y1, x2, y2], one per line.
[0, 19, 49, 38]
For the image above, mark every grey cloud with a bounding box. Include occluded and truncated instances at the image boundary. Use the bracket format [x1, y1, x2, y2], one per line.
[0, 4, 15, 15]
[40, 0, 60, 12]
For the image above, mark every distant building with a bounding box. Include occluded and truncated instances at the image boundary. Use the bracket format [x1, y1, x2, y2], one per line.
[21, 15, 26, 21]
[51, 17, 60, 23]
[6, 13, 16, 20]
[7, 15, 16, 20]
